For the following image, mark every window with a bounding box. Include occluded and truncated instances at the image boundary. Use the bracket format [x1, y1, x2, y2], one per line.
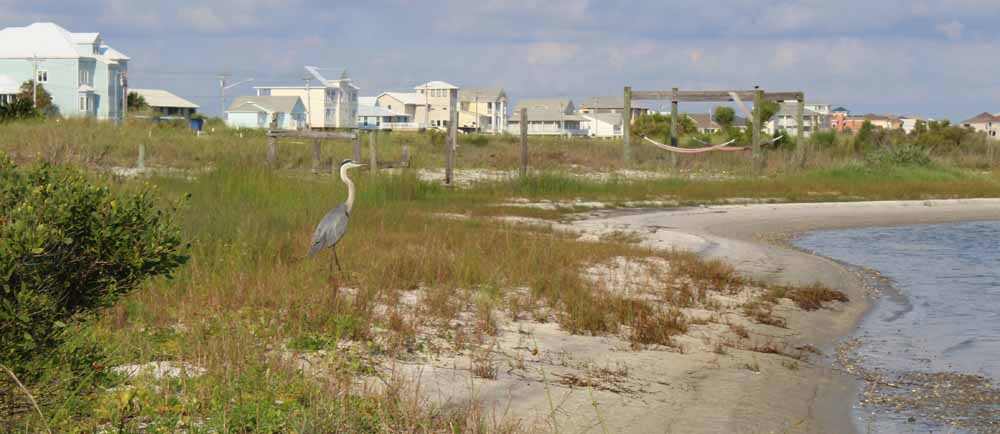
[37, 70, 48, 83]
[387, 105, 392, 110]
[79, 95, 86, 111]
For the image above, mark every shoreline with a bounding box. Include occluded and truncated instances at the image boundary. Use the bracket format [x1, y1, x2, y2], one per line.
[571, 198, 1000, 433]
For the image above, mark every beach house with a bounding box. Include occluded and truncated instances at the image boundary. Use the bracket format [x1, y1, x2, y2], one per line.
[508, 98, 586, 136]
[458, 88, 508, 133]
[254, 66, 358, 129]
[130, 88, 199, 118]
[960, 112, 1000, 139]
[0, 22, 129, 120]
[374, 81, 459, 130]
[225, 95, 306, 130]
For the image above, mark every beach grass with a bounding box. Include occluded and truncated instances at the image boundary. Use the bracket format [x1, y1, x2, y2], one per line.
[3, 118, 997, 432]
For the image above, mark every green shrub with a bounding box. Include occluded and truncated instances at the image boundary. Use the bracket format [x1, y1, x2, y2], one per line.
[865, 145, 933, 167]
[0, 153, 188, 377]
[461, 133, 490, 147]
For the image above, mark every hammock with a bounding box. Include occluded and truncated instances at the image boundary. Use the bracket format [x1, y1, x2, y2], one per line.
[643, 136, 748, 153]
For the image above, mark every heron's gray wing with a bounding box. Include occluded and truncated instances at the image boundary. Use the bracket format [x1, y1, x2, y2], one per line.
[308, 203, 350, 257]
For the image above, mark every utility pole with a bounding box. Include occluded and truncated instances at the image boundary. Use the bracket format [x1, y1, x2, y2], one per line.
[304, 77, 312, 129]
[29, 54, 45, 109]
[218, 73, 230, 117]
[219, 74, 254, 119]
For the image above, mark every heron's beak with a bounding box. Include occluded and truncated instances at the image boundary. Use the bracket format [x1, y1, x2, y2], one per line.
[357, 163, 369, 169]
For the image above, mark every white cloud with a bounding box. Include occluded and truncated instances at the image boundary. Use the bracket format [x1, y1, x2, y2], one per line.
[936, 20, 964, 40]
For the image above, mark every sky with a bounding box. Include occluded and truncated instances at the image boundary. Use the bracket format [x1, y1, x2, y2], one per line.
[2, 0, 999, 121]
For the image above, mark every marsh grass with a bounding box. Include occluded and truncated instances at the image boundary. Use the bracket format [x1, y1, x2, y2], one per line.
[1, 119, 994, 432]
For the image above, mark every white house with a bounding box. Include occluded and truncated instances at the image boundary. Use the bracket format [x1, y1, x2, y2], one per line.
[0, 22, 129, 120]
[357, 97, 411, 130]
[960, 112, 1000, 139]
[767, 102, 827, 137]
[254, 66, 357, 129]
[581, 113, 622, 138]
[508, 98, 586, 136]
[226, 95, 306, 130]
[0, 74, 17, 105]
[131, 88, 199, 118]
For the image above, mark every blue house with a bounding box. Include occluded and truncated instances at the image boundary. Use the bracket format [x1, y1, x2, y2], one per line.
[226, 96, 306, 130]
[0, 22, 129, 120]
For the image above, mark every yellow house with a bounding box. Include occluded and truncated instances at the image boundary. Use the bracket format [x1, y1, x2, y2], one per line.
[374, 81, 459, 130]
[458, 88, 508, 134]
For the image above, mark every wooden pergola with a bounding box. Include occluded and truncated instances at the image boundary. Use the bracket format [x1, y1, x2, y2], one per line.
[622, 87, 806, 173]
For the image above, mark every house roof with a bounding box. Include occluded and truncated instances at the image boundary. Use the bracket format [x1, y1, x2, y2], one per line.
[71, 32, 100, 44]
[459, 88, 505, 102]
[832, 107, 850, 113]
[583, 112, 623, 126]
[304, 66, 349, 85]
[775, 104, 822, 117]
[0, 74, 19, 94]
[512, 98, 577, 122]
[414, 81, 458, 90]
[0, 22, 127, 62]
[132, 88, 200, 109]
[228, 96, 302, 113]
[379, 92, 425, 105]
[358, 104, 408, 118]
[961, 112, 1000, 124]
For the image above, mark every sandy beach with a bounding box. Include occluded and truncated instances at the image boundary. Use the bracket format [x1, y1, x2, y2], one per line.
[362, 199, 1000, 434]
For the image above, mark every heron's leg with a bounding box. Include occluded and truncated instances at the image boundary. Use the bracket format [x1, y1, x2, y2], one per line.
[333, 247, 343, 272]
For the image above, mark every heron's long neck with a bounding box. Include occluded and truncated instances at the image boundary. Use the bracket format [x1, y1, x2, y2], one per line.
[341, 166, 356, 212]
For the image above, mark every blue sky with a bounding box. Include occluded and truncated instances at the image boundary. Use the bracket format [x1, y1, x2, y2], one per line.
[3, 0, 998, 121]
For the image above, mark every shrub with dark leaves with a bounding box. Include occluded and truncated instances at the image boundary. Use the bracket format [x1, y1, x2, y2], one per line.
[0, 153, 187, 377]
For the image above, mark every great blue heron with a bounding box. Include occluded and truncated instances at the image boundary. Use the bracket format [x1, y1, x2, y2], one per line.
[308, 159, 366, 273]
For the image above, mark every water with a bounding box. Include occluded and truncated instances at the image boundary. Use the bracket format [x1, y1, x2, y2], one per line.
[795, 221, 1000, 433]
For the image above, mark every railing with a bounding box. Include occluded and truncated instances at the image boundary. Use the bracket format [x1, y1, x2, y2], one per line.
[380, 122, 421, 130]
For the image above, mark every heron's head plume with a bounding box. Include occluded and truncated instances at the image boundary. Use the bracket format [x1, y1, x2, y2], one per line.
[339, 159, 366, 171]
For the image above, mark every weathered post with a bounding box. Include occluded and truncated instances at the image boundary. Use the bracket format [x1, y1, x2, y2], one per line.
[352, 130, 362, 163]
[446, 89, 458, 185]
[796, 93, 806, 169]
[519, 107, 528, 178]
[311, 138, 321, 174]
[670, 87, 679, 169]
[401, 144, 411, 168]
[752, 86, 763, 175]
[266, 114, 278, 167]
[623, 86, 632, 165]
[137, 143, 146, 171]
[369, 130, 378, 176]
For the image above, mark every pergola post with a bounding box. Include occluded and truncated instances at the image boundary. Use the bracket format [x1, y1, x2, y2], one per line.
[796, 94, 806, 169]
[623, 86, 632, 165]
[670, 87, 679, 170]
[752, 86, 763, 175]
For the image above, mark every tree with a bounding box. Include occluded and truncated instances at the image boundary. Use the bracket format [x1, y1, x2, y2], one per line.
[16, 80, 54, 114]
[712, 106, 735, 129]
[631, 113, 697, 142]
[853, 120, 875, 154]
[127, 91, 149, 111]
[0, 98, 41, 122]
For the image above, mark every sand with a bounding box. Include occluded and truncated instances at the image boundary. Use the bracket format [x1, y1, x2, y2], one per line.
[363, 199, 1000, 434]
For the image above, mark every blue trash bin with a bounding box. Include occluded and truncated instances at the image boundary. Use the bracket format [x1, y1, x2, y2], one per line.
[189, 118, 204, 132]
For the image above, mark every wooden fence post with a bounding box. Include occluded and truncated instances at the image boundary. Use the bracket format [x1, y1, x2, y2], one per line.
[266, 114, 278, 167]
[137, 143, 145, 170]
[796, 93, 806, 169]
[352, 131, 362, 163]
[369, 131, 378, 176]
[623, 86, 632, 165]
[520, 107, 528, 178]
[311, 138, 321, 174]
[446, 89, 458, 185]
[670, 87, 679, 169]
[401, 144, 411, 168]
[752, 86, 763, 175]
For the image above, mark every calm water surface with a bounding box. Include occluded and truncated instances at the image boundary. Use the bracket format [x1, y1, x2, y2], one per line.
[795, 221, 1000, 432]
